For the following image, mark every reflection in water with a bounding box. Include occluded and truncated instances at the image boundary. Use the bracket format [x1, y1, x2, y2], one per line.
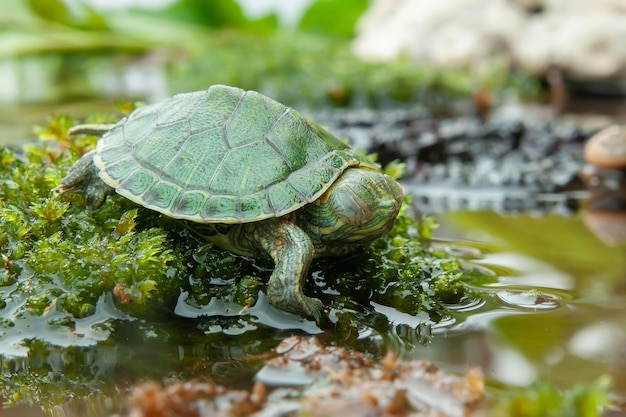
[444, 296, 486, 313]
[423, 211, 626, 394]
[569, 321, 626, 362]
[495, 290, 560, 310]
[175, 291, 323, 334]
[490, 347, 537, 386]
[583, 188, 626, 247]
[476, 253, 575, 291]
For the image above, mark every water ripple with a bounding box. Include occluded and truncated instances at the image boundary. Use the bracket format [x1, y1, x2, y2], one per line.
[444, 296, 487, 313]
[496, 289, 561, 310]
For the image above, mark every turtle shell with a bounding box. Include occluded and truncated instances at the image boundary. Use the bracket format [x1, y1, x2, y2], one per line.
[94, 85, 378, 223]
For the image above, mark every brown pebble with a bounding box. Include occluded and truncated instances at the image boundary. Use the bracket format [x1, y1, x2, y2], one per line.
[584, 125, 626, 169]
[583, 189, 626, 246]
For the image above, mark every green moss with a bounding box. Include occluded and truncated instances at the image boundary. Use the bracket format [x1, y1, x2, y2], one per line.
[0, 114, 493, 408]
[0, 118, 187, 327]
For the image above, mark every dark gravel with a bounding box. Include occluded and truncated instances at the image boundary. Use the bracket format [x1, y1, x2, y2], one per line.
[313, 106, 598, 214]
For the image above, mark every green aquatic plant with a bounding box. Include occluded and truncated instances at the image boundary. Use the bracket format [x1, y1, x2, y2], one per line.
[494, 376, 612, 417]
[0, 119, 188, 336]
[0, 197, 183, 337]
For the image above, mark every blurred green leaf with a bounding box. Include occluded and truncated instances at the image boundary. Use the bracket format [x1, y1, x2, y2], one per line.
[26, 0, 71, 25]
[144, 0, 277, 31]
[248, 12, 279, 32]
[155, 0, 246, 27]
[299, 0, 368, 37]
[26, 0, 109, 30]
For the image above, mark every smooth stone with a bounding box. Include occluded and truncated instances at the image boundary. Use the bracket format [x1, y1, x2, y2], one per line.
[584, 125, 626, 170]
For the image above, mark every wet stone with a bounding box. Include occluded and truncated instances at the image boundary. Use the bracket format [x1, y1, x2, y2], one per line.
[584, 125, 626, 170]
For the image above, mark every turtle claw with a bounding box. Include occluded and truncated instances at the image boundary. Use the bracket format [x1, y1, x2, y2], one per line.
[297, 296, 324, 323]
[266, 270, 323, 321]
[268, 290, 324, 323]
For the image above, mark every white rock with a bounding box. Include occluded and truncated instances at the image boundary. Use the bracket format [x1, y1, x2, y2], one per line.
[353, 0, 524, 65]
[353, 0, 626, 80]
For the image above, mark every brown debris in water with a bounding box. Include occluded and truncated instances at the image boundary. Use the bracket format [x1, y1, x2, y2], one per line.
[126, 381, 265, 417]
[124, 336, 485, 417]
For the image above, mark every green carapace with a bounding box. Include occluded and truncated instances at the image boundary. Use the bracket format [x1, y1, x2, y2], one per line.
[56, 84, 403, 321]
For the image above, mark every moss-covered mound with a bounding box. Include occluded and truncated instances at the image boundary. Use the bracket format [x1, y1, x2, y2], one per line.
[0, 114, 486, 408]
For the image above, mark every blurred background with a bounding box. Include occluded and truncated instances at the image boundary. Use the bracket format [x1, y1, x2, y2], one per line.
[4, 0, 624, 145]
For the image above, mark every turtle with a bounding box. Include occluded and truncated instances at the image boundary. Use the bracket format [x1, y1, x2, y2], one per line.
[55, 84, 403, 321]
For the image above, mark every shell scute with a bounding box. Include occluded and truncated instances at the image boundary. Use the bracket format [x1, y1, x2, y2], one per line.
[287, 165, 338, 199]
[143, 181, 182, 210]
[97, 157, 135, 187]
[132, 119, 191, 174]
[155, 90, 206, 127]
[164, 129, 228, 190]
[188, 87, 241, 135]
[96, 144, 130, 170]
[120, 110, 156, 146]
[267, 183, 306, 216]
[204, 196, 240, 221]
[175, 191, 208, 218]
[209, 141, 292, 195]
[265, 113, 321, 170]
[117, 169, 159, 200]
[238, 196, 261, 220]
[225, 91, 287, 148]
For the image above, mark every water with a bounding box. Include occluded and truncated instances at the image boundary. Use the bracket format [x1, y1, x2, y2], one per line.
[2, 207, 624, 416]
[430, 211, 626, 393]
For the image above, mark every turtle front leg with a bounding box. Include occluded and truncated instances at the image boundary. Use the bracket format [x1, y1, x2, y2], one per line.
[252, 219, 323, 321]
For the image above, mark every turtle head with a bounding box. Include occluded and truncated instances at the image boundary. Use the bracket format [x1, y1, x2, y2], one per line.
[54, 150, 115, 209]
[305, 168, 403, 246]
